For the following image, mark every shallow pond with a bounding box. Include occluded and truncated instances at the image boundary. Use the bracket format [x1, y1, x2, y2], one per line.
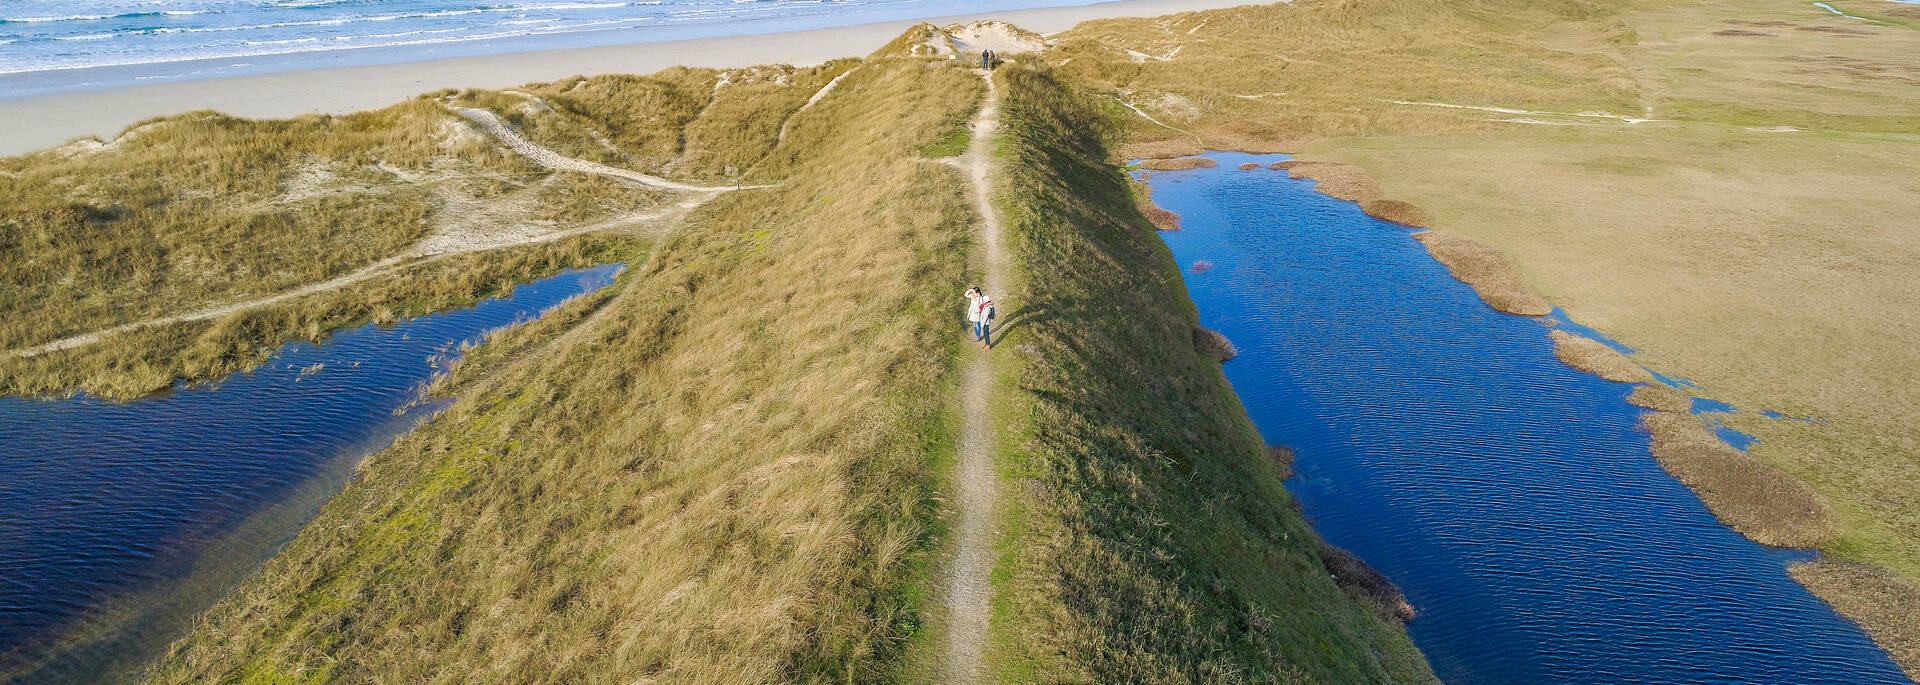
[1137, 153, 1907, 683]
[0, 264, 622, 682]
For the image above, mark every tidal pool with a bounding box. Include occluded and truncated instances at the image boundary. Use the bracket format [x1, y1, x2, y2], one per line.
[0, 264, 622, 682]
[1137, 153, 1908, 683]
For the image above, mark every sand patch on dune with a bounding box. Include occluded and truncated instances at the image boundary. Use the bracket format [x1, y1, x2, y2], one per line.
[1549, 330, 1648, 383]
[1641, 410, 1835, 548]
[1412, 230, 1552, 316]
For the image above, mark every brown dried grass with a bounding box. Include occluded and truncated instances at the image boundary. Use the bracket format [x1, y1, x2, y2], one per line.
[1194, 326, 1237, 361]
[1142, 204, 1181, 231]
[1359, 199, 1430, 227]
[1641, 410, 1836, 548]
[1198, 121, 1306, 154]
[1316, 542, 1416, 624]
[1789, 560, 1920, 680]
[1117, 136, 1204, 161]
[1412, 230, 1552, 316]
[1269, 445, 1296, 479]
[1627, 383, 1694, 414]
[1282, 160, 1381, 202]
[1135, 157, 1218, 171]
[1549, 330, 1649, 384]
[1712, 29, 1775, 37]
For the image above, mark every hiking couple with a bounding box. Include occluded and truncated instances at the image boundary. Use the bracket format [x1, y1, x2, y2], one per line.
[979, 49, 998, 70]
[964, 287, 995, 349]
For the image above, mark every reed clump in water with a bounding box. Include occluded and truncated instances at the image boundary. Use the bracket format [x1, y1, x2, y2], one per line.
[1194, 326, 1237, 361]
[1548, 330, 1649, 384]
[1317, 542, 1417, 624]
[1269, 445, 1296, 479]
[1627, 383, 1694, 413]
[1640, 410, 1836, 548]
[1789, 560, 1920, 680]
[1237, 162, 1261, 170]
[1360, 199, 1430, 227]
[1135, 157, 1218, 171]
[1412, 230, 1552, 316]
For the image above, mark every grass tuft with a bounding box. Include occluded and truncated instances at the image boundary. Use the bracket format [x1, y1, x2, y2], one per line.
[1549, 329, 1649, 384]
[1413, 230, 1553, 316]
[1641, 410, 1836, 548]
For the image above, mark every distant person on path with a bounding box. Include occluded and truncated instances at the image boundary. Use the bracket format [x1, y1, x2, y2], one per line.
[965, 287, 983, 341]
[973, 290, 995, 349]
[981, 49, 991, 69]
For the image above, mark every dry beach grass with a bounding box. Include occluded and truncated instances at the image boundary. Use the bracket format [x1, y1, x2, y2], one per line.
[1642, 410, 1836, 549]
[1549, 330, 1650, 384]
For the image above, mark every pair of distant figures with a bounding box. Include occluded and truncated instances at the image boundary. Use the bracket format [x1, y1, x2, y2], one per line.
[980, 49, 1000, 70]
[965, 287, 996, 349]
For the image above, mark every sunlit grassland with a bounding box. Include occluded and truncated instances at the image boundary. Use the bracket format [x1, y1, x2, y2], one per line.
[1051, 0, 1920, 673]
[149, 57, 988, 682]
[444, 60, 856, 184]
[0, 92, 682, 398]
[981, 63, 1435, 682]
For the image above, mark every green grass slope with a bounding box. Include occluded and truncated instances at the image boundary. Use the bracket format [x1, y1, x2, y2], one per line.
[985, 64, 1435, 682]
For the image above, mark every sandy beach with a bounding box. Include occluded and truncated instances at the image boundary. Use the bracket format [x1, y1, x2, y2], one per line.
[0, 0, 1256, 157]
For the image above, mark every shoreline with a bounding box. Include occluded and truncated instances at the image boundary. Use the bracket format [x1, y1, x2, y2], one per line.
[0, 0, 1257, 158]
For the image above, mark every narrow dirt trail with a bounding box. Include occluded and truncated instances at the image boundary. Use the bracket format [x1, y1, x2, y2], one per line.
[942, 69, 1005, 685]
[451, 107, 760, 192]
[6, 107, 748, 360]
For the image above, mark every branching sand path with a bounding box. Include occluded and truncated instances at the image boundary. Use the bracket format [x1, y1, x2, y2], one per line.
[941, 69, 1006, 685]
[451, 107, 758, 192]
[6, 109, 749, 360]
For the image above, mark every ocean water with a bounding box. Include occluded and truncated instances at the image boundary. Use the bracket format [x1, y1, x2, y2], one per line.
[0, 0, 1097, 92]
[0, 264, 622, 682]
[1137, 153, 1910, 684]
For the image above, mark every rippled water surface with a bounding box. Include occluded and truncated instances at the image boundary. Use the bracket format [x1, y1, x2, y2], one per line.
[1138, 153, 1908, 683]
[0, 264, 621, 682]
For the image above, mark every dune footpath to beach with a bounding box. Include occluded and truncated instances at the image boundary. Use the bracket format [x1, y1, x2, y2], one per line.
[0, 0, 1257, 157]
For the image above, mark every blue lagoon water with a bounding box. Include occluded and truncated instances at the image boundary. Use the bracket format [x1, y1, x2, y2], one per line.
[0, 264, 621, 681]
[1137, 153, 1908, 683]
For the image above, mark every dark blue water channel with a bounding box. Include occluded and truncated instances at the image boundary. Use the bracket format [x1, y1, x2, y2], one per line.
[1137, 153, 1908, 684]
[0, 264, 621, 679]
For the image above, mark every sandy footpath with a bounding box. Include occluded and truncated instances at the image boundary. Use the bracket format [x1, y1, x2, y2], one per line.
[0, 0, 1259, 157]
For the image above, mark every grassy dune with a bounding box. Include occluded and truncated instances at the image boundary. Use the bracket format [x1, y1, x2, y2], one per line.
[150, 57, 986, 681]
[982, 64, 1434, 682]
[143, 49, 1432, 682]
[0, 96, 671, 398]
[1050, 0, 1920, 673]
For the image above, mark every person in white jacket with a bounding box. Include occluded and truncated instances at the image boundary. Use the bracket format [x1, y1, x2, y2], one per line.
[967, 288, 994, 349]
